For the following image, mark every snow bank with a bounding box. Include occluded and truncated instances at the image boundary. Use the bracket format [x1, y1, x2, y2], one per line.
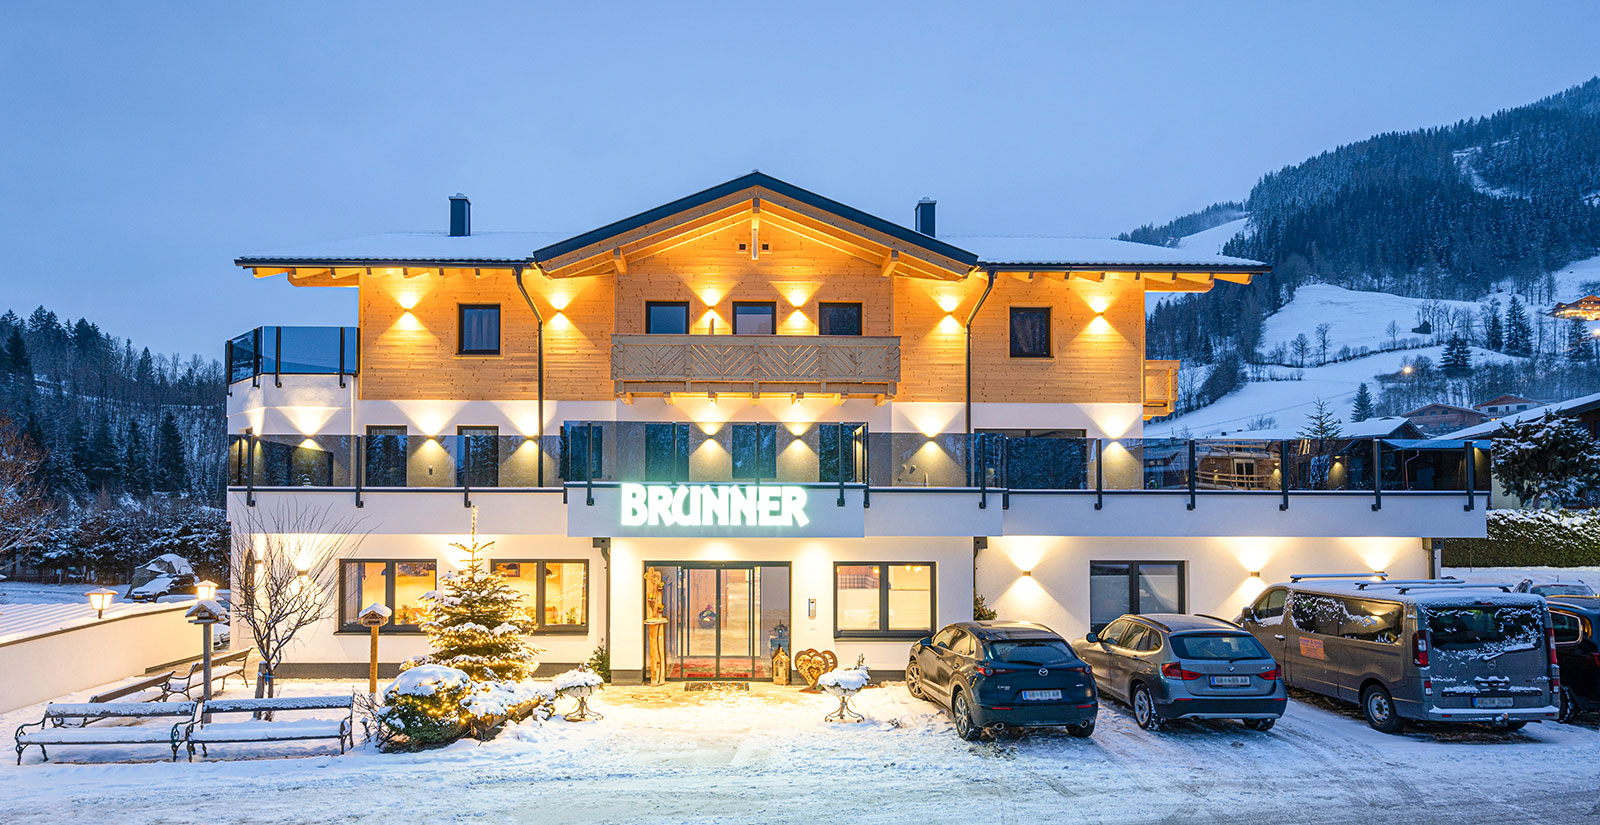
[462, 680, 554, 718]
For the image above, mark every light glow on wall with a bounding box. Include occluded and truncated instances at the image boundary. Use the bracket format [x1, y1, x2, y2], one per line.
[284, 406, 340, 436]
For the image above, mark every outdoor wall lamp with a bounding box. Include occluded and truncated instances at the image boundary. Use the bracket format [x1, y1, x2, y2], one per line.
[1249, 571, 1262, 579]
[86, 587, 116, 619]
[195, 579, 219, 601]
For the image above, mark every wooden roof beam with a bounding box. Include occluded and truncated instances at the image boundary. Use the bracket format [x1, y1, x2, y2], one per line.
[1068, 271, 1105, 282]
[879, 249, 899, 278]
[612, 248, 628, 276]
[759, 191, 970, 278]
[1212, 271, 1254, 284]
[539, 191, 756, 272]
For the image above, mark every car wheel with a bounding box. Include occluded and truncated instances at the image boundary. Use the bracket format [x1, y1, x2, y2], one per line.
[1243, 718, 1276, 732]
[1361, 684, 1405, 733]
[1067, 719, 1095, 738]
[1132, 684, 1162, 731]
[952, 690, 981, 741]
[905, 661, 926, 701]
[1559, 686, 1578, 723]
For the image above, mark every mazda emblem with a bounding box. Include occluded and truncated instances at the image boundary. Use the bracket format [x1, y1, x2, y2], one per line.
[1038, 667, 1048, 677]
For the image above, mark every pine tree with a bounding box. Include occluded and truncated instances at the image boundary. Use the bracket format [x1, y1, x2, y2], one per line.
[1442, 334, 1473, 378]
[1505, 296, 1533, 357]
[1298, 398, 1345, 440]
[123, 419, 151, 496]
[1566, 319, 1593, 362]
[4, 329, 31, 380]
[154, 410, 187, 493]
[1492, 411, 1600, 508]
[1486, 309, 1505, 351]
[410, 509, 543, 681]
[1350, 383, 1375, 422]
[85, 413, 119, 491]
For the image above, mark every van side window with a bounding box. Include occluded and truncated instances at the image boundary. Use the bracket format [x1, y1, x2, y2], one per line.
[1552, 611, 1583, 645]
[1253, 589, 1286, 620]
[1290, 594, 1321, 634]
[1338, 599, 1403, 645]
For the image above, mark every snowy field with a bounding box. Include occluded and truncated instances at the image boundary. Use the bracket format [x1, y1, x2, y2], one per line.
[1258, 284, 1483, 360]
[3, 672, 1598, 824]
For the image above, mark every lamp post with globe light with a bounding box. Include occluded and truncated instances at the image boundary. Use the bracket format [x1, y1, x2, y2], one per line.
[86, 588, 116, 619]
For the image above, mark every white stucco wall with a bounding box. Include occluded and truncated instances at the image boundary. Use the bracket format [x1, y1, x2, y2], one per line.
[0, 603, 198, 713]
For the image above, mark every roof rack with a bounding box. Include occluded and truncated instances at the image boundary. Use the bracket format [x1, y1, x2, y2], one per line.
[1289, 572, 1387, 583]
[1194, 613, 1243, 628]
[1369, 582, 1517, 595]
[1131, 615, 1171, 633]
[1355, 578, 1463, 590]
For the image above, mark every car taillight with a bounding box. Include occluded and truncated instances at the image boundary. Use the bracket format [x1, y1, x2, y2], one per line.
[1547, 625, 1558, 667]
[1161, 663, 1201, 680]
[1258, 668, 1280, 681]
[1068, 665, 1091, 674]
[1412, 631, 1429, 667]
[1547, 624, 1561, 692]
[975, 664, 1017, 677]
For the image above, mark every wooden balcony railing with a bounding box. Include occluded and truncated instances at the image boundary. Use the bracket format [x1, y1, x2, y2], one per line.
[1143, 359, 1180, 419]
[611, 334, 901, 398]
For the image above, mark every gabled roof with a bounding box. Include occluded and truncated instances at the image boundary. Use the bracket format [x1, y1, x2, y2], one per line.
[952, 235, 1267, 272]
[237, 231, 571, 268]
[1402, 403, 1482, 417]
[1210, 416, 1424, 441]
[1442, 390, 1600, 438]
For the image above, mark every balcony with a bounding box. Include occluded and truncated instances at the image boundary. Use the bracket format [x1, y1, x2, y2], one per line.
[610, 334, 900, 398]
[228, 326, 359, 386]
[1143, 359, 1179, 419]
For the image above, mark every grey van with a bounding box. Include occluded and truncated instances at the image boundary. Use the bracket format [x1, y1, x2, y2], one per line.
[1237, 576, 1559, 732]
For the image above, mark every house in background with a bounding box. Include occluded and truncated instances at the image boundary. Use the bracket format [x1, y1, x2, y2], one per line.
[224, 173, 1488, 679]
[1474, 394, 1541, 418]
[1551, 295, 1600, 321]
[1402, 403, 1485, 436]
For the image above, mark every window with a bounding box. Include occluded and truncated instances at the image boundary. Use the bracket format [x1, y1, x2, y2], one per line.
[1251, 588, 1287, 621]
[834, 562, 935, 638]
[952, 629, 978, 658]
[457, 426, 499, 488]
[818, 302, 863, 336]
[491, 560, 589, 633]
[730, 423, 777, 480]
[1170, 633, 1269, 660]
[364, 426, 407, 487]
[340, 560, 436, 632]
[981, 428, 1089, 490]
[932, 626, 959, 649]
[646, 301, 689, 334]
[562, 422, 604, 481]
[1088, 562, 1185, 631]
[1336, 598, 1403, 644]
[1009, 307, 1051, 358]
[1119, 624, 1154, 651]
[732, 301, 776, 335]
[1552, 611, 1584, 645]
[459, 304, 500, 355]
[1098, 617, 1134, 645]
[819, 423, 865, 483]
[644, 423, 690, 482]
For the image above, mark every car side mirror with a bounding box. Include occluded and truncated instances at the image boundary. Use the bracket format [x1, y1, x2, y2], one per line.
[1084, 631, 1100, 644]
[918, 637, 932, 649]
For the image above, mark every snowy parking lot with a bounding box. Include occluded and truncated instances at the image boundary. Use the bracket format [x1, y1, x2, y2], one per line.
[3, 678, 1598, 825]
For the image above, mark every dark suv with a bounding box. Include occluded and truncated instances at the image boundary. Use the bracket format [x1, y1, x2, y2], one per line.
[905, 621, 1098, 740]
[1547, 595, 1600, 722]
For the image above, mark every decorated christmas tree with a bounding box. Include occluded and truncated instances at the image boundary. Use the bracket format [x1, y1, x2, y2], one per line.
[409, 508, 543, 681]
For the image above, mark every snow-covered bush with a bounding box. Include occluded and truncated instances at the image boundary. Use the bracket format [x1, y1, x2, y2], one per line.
[462, 680, 555, 738]
[553, 667, 605, 699]
[1443, 508, 1600, 567]
[1492, 412, 1600, 509]
[380, 665, 473, 749]
[818, 667, 870, 694]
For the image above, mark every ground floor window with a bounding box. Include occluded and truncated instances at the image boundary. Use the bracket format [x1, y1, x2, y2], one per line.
[491, 560, 589, 632]
[834, 562, 935, 638]
[340, 559, 436, 632]
[1088, 561, 1184, 631]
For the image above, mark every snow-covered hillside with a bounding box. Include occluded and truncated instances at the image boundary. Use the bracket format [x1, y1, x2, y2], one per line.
[1174, 216, 1249, 256]
[1548, 252, 1600, 303]
[1258, 284, 1481, 361]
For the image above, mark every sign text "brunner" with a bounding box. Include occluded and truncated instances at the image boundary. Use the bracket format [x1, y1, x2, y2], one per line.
[620, 483, 811, 528]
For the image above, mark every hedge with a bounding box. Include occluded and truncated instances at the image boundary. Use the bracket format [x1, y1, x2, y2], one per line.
[1442, 509, 1600, 567]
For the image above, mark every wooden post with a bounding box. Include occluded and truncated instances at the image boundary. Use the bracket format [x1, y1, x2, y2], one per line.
[369, 624, 380, 695]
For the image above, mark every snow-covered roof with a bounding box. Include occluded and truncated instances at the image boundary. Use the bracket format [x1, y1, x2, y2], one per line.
[1209, 416, 1421, 441]
[948, 235, 1267, 270]
[238, 231, 572, 266]
[1442, 390, 1600, 438]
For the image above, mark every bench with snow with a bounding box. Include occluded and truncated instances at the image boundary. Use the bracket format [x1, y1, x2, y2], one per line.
[15, 701, 197, 763]
[85, 670, 179, 708]
[185, 695, 357, 760]
[160, 648, 251, 701]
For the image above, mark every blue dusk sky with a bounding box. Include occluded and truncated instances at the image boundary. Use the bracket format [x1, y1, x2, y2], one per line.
[2, 1, 1598, 356]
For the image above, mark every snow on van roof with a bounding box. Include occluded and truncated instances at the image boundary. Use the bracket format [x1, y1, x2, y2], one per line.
[1278, 579, 1545, 604]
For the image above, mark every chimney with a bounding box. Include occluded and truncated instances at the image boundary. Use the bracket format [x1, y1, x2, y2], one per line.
[914, 198, 936, 236]
[449, 193, 471, 237]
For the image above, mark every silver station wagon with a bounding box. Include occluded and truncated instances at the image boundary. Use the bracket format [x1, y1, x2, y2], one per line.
[1237, 575, 1560, 732]
[1071, 614, 1288, 731]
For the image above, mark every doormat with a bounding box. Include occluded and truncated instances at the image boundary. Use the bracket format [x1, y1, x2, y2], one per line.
[684, 682, 751, 692]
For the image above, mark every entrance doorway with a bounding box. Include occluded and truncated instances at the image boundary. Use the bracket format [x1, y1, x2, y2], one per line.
[646, 563, 790, 679]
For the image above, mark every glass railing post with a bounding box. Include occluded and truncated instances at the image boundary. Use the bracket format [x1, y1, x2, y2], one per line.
[1371, 439, 1382, 511]
[1094, 439, 1104, 510]
[1279, 440, 1289, 511]
[354, 435, 364, 508]
[245, 433, 256, 506]
[338, 327, 347, 389]
[273, 327, 282, 388]
[252, 328, 262, 389]
[1186, 440, 1196, 510]
[836, 424, 845, 507]
[860, 424, 870, 508]
[1464, 442, 1476, 511]
[585, 423, 595, 507]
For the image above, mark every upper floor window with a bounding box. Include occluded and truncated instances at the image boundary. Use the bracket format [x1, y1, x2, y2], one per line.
[733, 302, 776, 335]
[818, 302, 863, 336]
[365, 426, 407, 487]
[1009, 307, 1051, 358]
[458, 426, 499, 487]
[459, 304, 500, 355]
[646, 301, 689, 334]
[731, 423, 777, 480]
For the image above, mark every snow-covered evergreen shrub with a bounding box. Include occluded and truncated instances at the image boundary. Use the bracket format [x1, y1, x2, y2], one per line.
[380, 665, 472, 749]
[1491, 411, 1600, 509]
[1442, 509, 1600, 567]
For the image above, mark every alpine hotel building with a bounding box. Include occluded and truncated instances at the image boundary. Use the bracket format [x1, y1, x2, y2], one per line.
[226, 173, 1490, 679]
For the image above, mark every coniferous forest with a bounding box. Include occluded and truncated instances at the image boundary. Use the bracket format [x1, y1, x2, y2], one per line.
[0, 307, 227, 584]
[1137, 78, 1600, 419]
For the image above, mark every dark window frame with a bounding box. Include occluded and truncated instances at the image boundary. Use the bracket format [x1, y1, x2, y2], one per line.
[457, 425, 500, 488]
[458, 303, 502, 355]
[730, 422, 778, 481]
[1089, 561, 1187, 632]
[489, 558, 591, 635]
[645, 301, 691, 335]
[833, 561, 937, 640]
[817, 302, 864, 336]
[1009, 306, 1052, 358]
[338, 558, 437, 634]
[364, 425, 408, 488]
[732, 301, 778, 335]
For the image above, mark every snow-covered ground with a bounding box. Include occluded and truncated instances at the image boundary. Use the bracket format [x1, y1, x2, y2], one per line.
[1446, 565, 1600, 590]
[1548, 252, 1600, 304]
[1145, 342, 1510, 437]
[1258, 283, 1482, 360]
[3, 670, 1597, 824]
[1174, 216, 1249, 256]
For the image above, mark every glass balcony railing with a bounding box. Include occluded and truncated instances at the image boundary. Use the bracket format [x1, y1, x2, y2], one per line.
[228, 326, 359, 385]
[227, 428, 1491, 496]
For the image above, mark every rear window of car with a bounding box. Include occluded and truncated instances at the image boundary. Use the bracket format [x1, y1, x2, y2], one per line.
[1170, 633, 1269, 660]
[1426, 605, 1542, 651]
[986, 639, 1080, 667]
[1534, 584, 1594, 596]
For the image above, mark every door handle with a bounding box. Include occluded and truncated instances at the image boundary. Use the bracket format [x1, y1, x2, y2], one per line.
[1273, 635, 1285, 640]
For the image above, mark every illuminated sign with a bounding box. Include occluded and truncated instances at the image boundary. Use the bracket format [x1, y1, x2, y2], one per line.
[620, 483, 811, 528]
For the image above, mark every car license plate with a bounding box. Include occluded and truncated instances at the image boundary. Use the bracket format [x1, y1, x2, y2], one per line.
[1210, 676, 1251, 687]
[1473, 696, 1514, 709]
[1020, 689, 1062, 701]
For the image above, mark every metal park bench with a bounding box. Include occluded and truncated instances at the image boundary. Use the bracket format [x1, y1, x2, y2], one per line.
[86, 671, 178, 706]
[184, 695, 357, 760]
[15, 701, 197, 764]
[159, 649, 252, 700]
